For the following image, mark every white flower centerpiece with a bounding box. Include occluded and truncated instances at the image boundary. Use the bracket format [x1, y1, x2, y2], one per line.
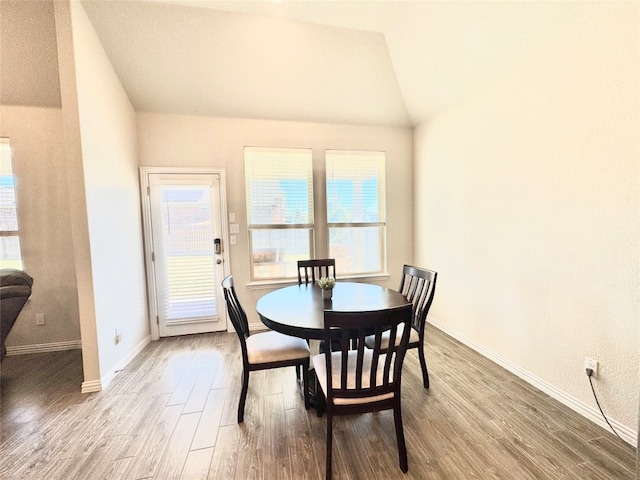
[316, 276, 336, 300]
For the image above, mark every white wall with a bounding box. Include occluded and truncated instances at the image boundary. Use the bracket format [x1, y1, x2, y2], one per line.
[70, 1, 149, 383]
[0, 106, 81, 349]
[54, 1, 149, 389]
[136, 113, 413, 324]
[414, 3, 639, 442]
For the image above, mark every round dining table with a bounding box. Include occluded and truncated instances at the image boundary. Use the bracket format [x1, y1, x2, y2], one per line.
[256, 281, 410, 412]
[256, 281, 410, 340]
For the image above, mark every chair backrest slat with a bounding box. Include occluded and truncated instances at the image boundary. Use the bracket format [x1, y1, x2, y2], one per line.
[323, 304, 412, 403]
[398, 265, 437, 333]
[341, 335, 350, 390]
[297, 259, 336, 285]
[221, 276, 250, 358]
[382, 324, 398, 384]
[355, 336, 366, 390]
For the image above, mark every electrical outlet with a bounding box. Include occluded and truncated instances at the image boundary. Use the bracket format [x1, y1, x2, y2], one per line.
[584, 357, 599, 378]
[35, 313, 45, 326]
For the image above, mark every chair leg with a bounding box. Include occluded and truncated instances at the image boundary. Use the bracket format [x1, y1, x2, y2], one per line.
[316, 380, 326, 417]
[326, 411, 333, 480]
[393, 403, 408, 473]
[302, 361, 310, 410]
[238, 368, 249, 423]
[418, 344, 430, 389]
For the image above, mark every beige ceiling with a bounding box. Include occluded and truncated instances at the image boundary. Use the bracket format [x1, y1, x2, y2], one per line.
[2, 1, 598, 127]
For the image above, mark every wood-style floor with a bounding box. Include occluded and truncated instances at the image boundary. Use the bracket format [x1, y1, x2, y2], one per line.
[1, 325, 636, 479]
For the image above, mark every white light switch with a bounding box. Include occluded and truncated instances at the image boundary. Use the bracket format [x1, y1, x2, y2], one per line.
[229, 212, 236, 223]
[230, 223, 240, 234]
[230, 235, 237, 245]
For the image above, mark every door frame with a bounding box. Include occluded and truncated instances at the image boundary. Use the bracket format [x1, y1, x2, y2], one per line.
[140, 167, 231, 340]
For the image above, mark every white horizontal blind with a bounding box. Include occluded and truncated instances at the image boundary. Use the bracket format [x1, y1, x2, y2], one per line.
[0, 139, 23, 270]
[326, 150, 386, 275]
[326, 150, 385, 223]
[244, 147, 314, 280]
[157, 185, 217, 321]
[245, 147, 314, 226]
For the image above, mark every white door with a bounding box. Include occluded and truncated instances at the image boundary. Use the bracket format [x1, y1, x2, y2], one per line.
[142, 170, 228, 337]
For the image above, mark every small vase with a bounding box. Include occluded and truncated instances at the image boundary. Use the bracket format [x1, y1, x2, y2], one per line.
[322, 288, 333, 300]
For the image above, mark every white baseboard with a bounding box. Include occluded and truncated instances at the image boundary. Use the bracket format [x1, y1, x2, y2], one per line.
[81, 379, 102, 393]
[5, 340, 82, 355]
[98, 334, 152, 391]
[429, 320, 638, 447]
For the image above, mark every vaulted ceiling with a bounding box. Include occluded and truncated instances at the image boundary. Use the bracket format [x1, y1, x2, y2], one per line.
[2, 0, 597, 127]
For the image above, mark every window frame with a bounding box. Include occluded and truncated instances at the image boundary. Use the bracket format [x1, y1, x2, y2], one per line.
[325, 150, 387, 277]
[244, 147, 315, 282]
[243, 147, 389, 285]
[0, 138, 23, 270]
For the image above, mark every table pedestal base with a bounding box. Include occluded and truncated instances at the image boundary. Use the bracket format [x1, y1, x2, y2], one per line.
[298, 367, 325, 415]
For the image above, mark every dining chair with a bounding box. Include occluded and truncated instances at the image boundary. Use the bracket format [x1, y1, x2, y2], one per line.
[313, 304, 413, 480]
[364, 265, 437, 388]
[221, 275, 311, 422]
[297, 258, 336, 285]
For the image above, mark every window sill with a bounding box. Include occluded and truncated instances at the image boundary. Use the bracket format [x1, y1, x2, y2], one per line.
[246, 278, 300, 291]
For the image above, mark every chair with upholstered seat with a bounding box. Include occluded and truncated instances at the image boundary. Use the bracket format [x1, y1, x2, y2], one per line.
[365, 265, 437, 388]
[313, 304, 413, 480]
[222, 275, 311, 422]
[297, 259, 336, 285]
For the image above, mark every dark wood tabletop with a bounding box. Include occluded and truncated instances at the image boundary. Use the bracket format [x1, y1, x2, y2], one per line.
[256, 281, 410, 340]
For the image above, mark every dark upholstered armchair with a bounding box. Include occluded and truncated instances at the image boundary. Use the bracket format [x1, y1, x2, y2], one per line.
[0, 269, 33, 360]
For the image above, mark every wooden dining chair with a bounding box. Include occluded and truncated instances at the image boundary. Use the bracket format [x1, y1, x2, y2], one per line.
[222, 275, 311, 422]
[297, 258, 336, 285]
[364, 265, 437, 388]
[312, 304, 413, 480]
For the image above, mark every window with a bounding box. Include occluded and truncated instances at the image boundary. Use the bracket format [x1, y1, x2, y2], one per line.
[0, 139, 23, 269]
[245, 147, 314, 280]
[326, 150, 386, 276]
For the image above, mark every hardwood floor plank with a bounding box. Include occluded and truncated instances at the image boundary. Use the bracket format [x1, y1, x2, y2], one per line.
[233, 442, 263, 480]
[285, 408, 322, 480]
[183, 368, 218, 414]
[494, 437, 558, 479]
[191, 388, 227, 450]
[181, 447, 213, 480]
[124, 403, 184, 480]
[167, 372, 198, 407]
[206, 424, 240, 479]
[45, 434, 134, 480]
[590, 434, 637, 473]
[263, 393, 288, 461]
[154, 412, 201, 480]
[332, 417, 378, 479]
[262, 454, 293, 480]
